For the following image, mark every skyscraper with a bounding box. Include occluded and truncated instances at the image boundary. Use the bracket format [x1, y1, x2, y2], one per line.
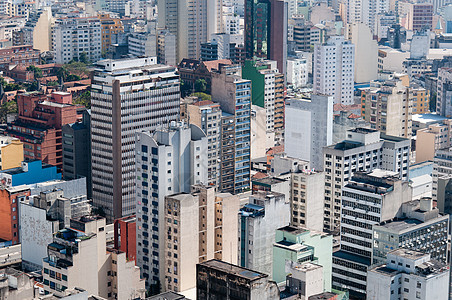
[244, 0, 288, 74]
[90, 57, 180, 221]
[135, 122, 208, 287]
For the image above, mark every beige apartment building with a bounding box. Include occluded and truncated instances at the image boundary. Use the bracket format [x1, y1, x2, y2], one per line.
[361, 79, 413, 139]
[163, 186, 239, 293]
[416, 119, 452, 163]
[42, 216, 145, 299]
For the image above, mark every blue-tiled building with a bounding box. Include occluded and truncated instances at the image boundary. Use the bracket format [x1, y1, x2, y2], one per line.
[0, 160, 61, 187]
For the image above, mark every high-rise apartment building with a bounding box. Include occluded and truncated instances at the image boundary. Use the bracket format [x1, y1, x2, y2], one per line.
[343, 0, 389, 32]
[433, 147, 452, 203]
[212, 64, 251, 194]
[239, 191, 290, 276]
[323, 128, 410, 232]
[436, 68, 452, 118]
[399, 2, 433, 32]
[52, 17, 102, 64]
[90, 57, 180, 221]
[285, 94, 334, 170]
[245, 0, 288, 74]
[180, 98, 221, 188]
[163, 186, 239, 293]
[416, 119, 452, 163]
[135, 123, 207, 287]
[332, 170, 412, 299]
[361, 79, 412, 139]
[157, 29, 177, 66]
[242, 59, 283, 148]
[313, 36, 355, 105]
[157, 0, 213, 62]
[7, 91, 77, 173]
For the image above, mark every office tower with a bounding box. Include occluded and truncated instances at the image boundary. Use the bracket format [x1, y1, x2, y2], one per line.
[157, 0, 209, 62]
[180, 98, 221, 188]
[361, 79, 412, 139]
[62, 109, 92, 199]
[372, 198, 449, 266]
[163, 186, 239, 293]
[245, 0, 288, 75]
[313, 36, 355, 105]
[436, 68, 452, 118]
[212, 64, 251, 194]
[367, 249, 449, 300]
[242, 59, 281, 148]
[91, 57, 180, 221]
[416, 120, 452, 163]
[290, 15, 311, 52]
[207, 0, 223, 37]
[7, 92, 77, 173]
[157, 29, 177, 66]
[285, 94, 334, 171]
[332, 170, 412, 298]
[0, 136, 23, 171]
[273, 226, 332, 289]
[222, 4, 241, 34]
[323, 128, 410, 232]
[135, 123, 207, 287]
[42, 216, 145, 298]
[196, 260, 280, 299]
[52, 17, 102, 64]
[346, 23, 378, 84]
[239, 191, 290, 275]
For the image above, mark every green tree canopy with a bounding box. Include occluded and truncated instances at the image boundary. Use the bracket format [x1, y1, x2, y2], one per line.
[190, 92, 211, 101]
[194, 79, 207, 93]
[26, 65, 43, 78]
[73, 90, 91, 108]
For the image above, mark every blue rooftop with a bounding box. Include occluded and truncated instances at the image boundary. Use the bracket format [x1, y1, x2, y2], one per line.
[0, 160, 61, 186]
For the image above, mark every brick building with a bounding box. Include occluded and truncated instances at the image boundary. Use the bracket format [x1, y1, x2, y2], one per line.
[7, 91, 77, 172]
[114, 215, 137, 262]
[0, 45, 40, 68]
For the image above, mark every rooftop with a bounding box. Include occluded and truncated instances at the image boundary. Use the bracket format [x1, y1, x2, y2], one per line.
[376, 218, 422, 232]
[252, 176, 286, 186]
[333, 250, 371, 266]
[199, 259, 268, 281]
[309, 292, 339, 300]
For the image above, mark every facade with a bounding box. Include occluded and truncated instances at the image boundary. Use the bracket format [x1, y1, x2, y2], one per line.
[242, 59, 282, 149]
[98, 14, 124, 53]
[313, 36, 355, 105]
[128, 32, 157, 58]
[0, 136, 23, 171]
[157, 0, 209, 61]
[15, 9, 52, 52]
[273, 225, 332, 290]
[400, 3, 433, 31]
[163, 187, 239, 293]
[41, 216, 145, 299]
[244, 0, 288, 74]
[157, 29, 176, 66]
[416, 120, 452, 163]
[62, 109, 91, 198]
[323, 128, 410, 232]
[285, 94, 334, 170]
[196, 259, 280, 299]
[90, 57, 180, 221]
[0, 160, 61, 187]
[367, 249, 449, 300]
[286, 57, 308, 88]
[52, 17, 102, 64]
[113, 215, 136, 262]
[372, 198, 449, 266]
[436, 68, 452, 117]
[332, 170, 412, 298]
[0, 185, 30, 245]
[211, 64, 252, 194]
[180, 98, 221, 188]
[0, 45, 40, 68]
[8, 91, 77, 173]
[239, 191, 290, 276]
[433, 148, 452, 204]
[361, 79, 412, 139]
[135, 123, 207, 287]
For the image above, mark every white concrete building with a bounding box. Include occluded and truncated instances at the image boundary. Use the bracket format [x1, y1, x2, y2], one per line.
[135, 122, 208, 287]
[285, 94, 334, 170]
[251, 105, 267, 160]
[313, 36, 355, 104]
[286, 57, 308, 88]
[128, 32, 157, 57]
[90, 57, 180, 221]
[52, 17, 101, 64]
[367, 249, 449, 300]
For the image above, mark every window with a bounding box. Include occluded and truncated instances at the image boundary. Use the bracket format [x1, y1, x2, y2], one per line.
[404, 278, 409, 282]
[416, 291, 421, 299]
[404, 288, 409, 293]
[417, 281, 421, 288]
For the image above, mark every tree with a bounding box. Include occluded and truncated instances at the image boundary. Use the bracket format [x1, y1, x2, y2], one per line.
[66, 74, 82, 82]
[194, 79, 207, 93]
[26, 65, 43, 78]
[180, 80, 191, 97]
[190, 92, 211, 101]
[73, 90, 91, 108]
[26, 81, 40, 92]
[79, 52, 89, 64]
[0, 100, 17, 123]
